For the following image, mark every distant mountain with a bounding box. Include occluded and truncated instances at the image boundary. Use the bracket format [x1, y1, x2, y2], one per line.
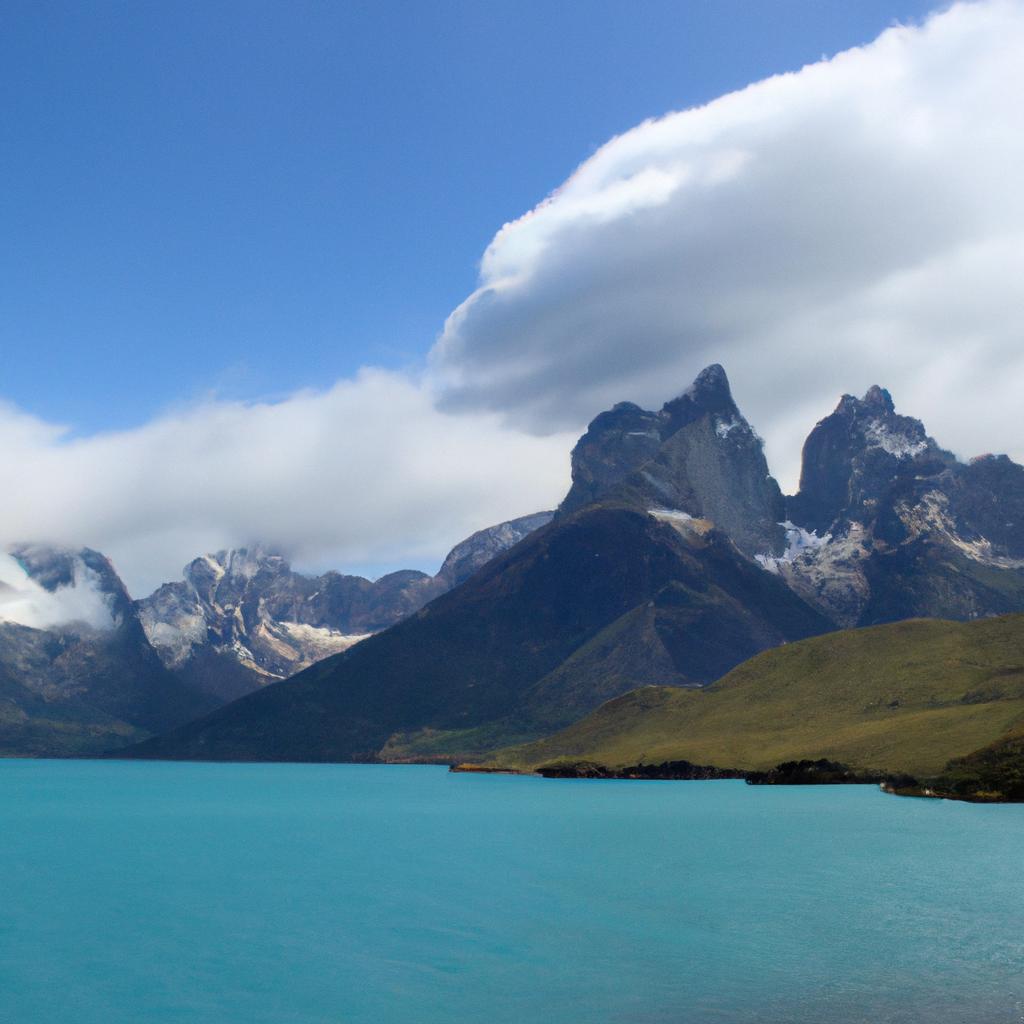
[136, 511, 553, 700]
[0, 545, 216, 756]
[0, 514, 553, 755]
[773, 386, 1024, 626]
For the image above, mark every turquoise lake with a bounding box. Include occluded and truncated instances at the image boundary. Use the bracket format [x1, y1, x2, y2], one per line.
[2, 761, 1023, 1024]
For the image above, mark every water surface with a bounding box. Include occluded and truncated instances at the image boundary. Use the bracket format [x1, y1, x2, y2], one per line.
[2, 761, 1023, 1023]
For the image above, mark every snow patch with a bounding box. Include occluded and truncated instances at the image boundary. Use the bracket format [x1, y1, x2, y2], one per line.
[756, 522, 831, 573]
[199, 554, 227, 580]
[648, 508, 694, 523]
[141, 612, 207, 667]
[864, 420, 928, 459]
[715, 418, 742, 439]
[278, 622, 371, 649]
[903, 491, 1024, 569]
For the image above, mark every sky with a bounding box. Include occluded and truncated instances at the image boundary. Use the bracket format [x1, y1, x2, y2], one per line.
[2, 0, 1021, 596]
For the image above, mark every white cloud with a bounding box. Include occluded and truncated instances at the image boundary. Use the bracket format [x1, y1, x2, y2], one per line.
[0, 371, 573, 596]
[5, 1, 1023, 606]
[0, 551, 115, 631]
[433, 0, 1024, 489]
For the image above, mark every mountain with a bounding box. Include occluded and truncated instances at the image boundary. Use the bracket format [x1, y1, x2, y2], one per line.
[121, 368, 833, 763]
[136, 511, 553, 701]
[486, 614, 1024, 782]
[561, 364, 786, 558]
[769, 386, 1024, 626]
[562, 374, 1024, 630]
[0, 545, 216, 756]
[86, 364, 1024, 766]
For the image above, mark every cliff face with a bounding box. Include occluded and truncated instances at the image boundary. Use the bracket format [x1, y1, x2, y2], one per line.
[559, 402, 664, 514]
[561, 365, 786, 559]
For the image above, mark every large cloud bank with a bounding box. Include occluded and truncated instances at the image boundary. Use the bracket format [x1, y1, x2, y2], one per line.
[435, 0, 1024, 485]
[0, 372, 573, 596]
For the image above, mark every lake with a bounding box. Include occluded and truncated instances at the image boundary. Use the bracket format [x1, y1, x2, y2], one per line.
[1, 760, 1023, 1023]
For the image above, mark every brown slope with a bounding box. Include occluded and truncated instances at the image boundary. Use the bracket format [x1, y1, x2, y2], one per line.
[120, 505, 832, 763]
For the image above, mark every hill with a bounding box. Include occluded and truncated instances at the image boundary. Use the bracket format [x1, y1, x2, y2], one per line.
[489, 614, 1024, 780]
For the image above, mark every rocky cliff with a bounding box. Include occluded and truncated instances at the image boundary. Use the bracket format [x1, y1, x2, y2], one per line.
[561, 365, 786, 558]
[770, 387, 1024, 625]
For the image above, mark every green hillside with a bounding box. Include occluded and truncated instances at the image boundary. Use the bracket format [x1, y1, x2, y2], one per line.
[927, 727, 1024, 801]
[490, 614, 1024, 779]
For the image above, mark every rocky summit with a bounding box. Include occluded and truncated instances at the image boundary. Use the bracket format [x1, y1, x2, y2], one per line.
[561, 368, 1024, 628]
[136, 511, 553, 701]
[771, 386, 1024, 626]
[562, 364, 787, 559]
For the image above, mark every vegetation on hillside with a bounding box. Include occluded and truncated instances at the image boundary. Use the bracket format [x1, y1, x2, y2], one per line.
[490, 615, 1024, 783]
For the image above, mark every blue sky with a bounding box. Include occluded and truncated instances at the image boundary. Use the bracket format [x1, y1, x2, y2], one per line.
[2, 0, 938, 434]
[4, 0, 1021, 593]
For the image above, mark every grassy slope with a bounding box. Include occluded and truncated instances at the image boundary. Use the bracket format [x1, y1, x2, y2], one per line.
[492, 615, 1024, 778]
[929, 726, 1024, 801]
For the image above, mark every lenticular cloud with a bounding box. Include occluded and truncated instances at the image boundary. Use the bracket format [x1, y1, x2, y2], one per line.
[433, 0, 1024, 487]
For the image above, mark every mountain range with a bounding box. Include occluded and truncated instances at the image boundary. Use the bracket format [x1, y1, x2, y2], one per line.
[4, 364, 1023, 769]
[119, 365, 1024, 766]
[137, 510, 552, 701]
[0, 512, 551, 755]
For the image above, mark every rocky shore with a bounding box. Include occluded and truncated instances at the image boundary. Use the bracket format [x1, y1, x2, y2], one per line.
[451, 757, 1023, 803]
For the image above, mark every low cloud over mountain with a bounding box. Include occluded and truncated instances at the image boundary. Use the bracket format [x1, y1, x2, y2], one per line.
[0, 549, 115, 630]
[0, 372, 572, 594]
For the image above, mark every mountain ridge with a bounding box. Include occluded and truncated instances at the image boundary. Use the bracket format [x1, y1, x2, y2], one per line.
[119, 363, 1024, 765]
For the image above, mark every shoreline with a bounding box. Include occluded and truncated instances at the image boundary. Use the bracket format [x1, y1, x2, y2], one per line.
[451, 757, 1021, 804]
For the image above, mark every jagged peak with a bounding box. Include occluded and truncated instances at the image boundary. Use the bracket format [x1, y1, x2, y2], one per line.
[661, 364, 738, 432]
[183, 546, 290, 591]
[862, 384, 895, 412]
[835, 385, 896, 418]
[691, 362, 731, 397]
[668, 363, 733, 406]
